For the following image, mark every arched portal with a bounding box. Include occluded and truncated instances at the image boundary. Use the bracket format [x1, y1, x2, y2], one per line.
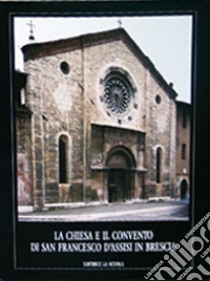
[106, 147, 135, 203]
[180, 179, 188, 199]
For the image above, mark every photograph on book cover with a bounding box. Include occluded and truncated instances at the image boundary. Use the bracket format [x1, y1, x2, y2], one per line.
[13, 12, 194, 273]
[2, 0, 207, 278]
[15, 15, 192, 223]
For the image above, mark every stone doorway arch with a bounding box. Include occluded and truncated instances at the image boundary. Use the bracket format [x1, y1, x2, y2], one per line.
[106, 147, 135, 203]
[180, 179, 188, 199]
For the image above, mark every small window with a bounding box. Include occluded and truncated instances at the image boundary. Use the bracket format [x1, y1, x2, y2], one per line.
[181, 144, 186, 160]
[60, 61, 70, 75]
[16, 87, 26, 106]
[20, 88, 26, 105]
[59, 135, 68, 183]
[182, 110, 187, 128]
[156, 147, 162, 183]
[155, 95, 161, 104]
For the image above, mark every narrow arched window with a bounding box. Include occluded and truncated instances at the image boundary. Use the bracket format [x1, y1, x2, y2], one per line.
[182, 143, 186, 160]
[59, 135, 68, 183]
[156, 147, 162, 183]
[182, 110, 187, 128]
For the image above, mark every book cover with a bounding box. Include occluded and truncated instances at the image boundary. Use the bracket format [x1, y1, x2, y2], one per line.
[0, 0, 209, 279]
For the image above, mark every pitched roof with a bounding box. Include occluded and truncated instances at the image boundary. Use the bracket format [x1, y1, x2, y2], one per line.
[22, 28, 177, 99]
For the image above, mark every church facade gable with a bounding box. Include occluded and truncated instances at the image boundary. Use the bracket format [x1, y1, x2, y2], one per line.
[18, 28, 177, 210]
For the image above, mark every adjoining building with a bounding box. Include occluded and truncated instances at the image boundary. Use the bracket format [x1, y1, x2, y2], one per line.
[15, 28, 190, 211]
[176, 101, 191, 200]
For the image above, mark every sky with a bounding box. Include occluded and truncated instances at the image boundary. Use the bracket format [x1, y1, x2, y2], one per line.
[14, 16, 193, 103]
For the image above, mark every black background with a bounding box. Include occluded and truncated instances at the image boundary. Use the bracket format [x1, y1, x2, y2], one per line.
[16, 221, 190, 269]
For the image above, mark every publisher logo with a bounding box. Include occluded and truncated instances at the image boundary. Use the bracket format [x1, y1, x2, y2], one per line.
[144, 212, 210, 280]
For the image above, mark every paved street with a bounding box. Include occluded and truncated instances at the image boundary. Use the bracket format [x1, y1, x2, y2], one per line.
[19, 199, 189, 222]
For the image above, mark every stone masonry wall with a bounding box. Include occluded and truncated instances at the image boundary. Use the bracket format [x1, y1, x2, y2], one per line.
[24, 49, 84, 206]
[84, 40, 146, 132]
[16, 116, 33, 205]
[144, 71, 176, 197]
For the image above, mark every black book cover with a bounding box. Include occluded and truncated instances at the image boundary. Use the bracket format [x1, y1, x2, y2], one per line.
[0, 0, 210, 279]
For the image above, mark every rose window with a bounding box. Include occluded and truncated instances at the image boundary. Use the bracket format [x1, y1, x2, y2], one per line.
[103, 77, 131, 115]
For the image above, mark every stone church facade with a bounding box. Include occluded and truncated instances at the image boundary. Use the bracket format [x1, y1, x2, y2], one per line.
[16, 28, 180, 210]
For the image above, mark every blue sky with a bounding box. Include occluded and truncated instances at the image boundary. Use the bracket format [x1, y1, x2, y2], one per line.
[14, 16, 193, 103]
